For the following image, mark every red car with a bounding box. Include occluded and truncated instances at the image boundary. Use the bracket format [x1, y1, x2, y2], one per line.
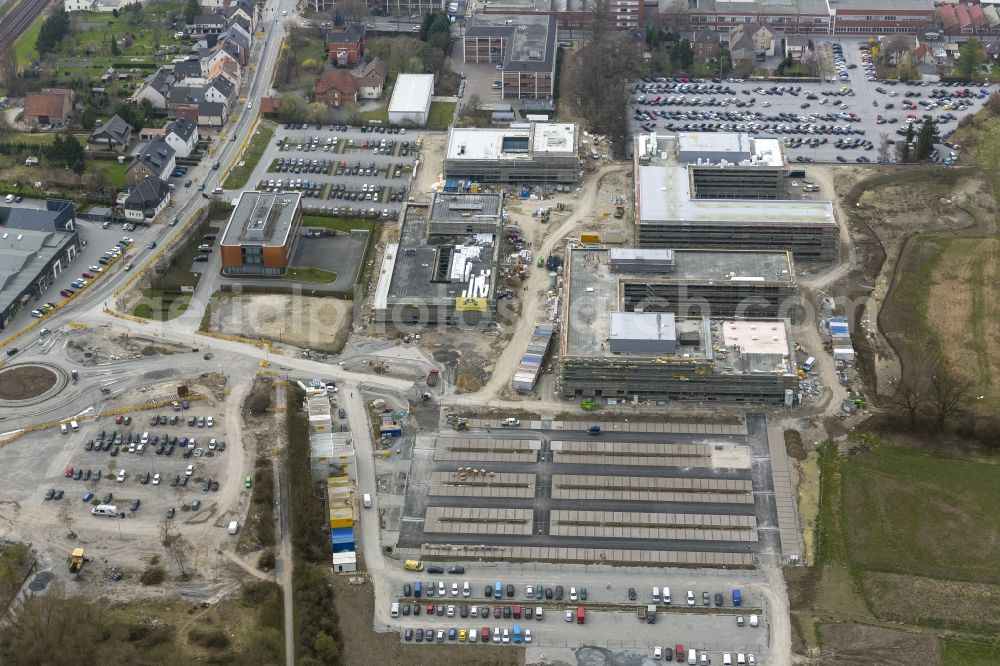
[115, 415, 124, 424]
[675, 644, 684, 661]
[480, 627, 489, 642]
[81, 272, 94, 279]
[492, 606, 501, 618]
[60, 289, 73, 297]
[425, 602, 434, 615]
[64, 467, 74, 478]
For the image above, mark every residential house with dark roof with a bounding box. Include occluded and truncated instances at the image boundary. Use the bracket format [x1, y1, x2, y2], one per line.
[463, 15, 557, 100]
[123, 177, 170, 221]
[198, 102, 226, 126]
[219, 22, 251, 65]
[325, 25, 366, 66]
[693, 29, 720, 62]
[131, 68, 174, 108]
[784, 34, 812, 62]
[167, 85, 205, 110]
[225, 0, 255, 32]
[88, 114, 133, 151]
[188, 13, 228, 37]
[163, 117, 199, 157]
[314, 69, 358, 107]
[356, 57, 387, 99]
[23, 88, 74, 126]
[205, 75, 236, 112]
[173, 58, 205, 84]
[729, 23, 773, 63]
[125, 137, 175, 186]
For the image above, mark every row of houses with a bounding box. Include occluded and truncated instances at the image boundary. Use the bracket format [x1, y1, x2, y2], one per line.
[129, 0, 255, 126]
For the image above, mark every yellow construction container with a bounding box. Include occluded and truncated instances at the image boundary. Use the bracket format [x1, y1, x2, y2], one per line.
[329, 507, 355, 529]
[580, 233, 600, 243]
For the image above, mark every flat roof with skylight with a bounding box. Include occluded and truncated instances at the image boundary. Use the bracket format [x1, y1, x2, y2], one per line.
[221, 191, 302, 248]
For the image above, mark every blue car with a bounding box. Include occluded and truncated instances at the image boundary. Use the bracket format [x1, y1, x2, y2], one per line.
[82, 492, 94, 502]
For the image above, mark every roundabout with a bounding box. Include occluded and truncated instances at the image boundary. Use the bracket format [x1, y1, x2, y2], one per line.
[0, 363, 69, 407]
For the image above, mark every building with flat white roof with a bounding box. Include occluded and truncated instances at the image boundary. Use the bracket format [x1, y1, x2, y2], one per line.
[634, 133, 837, 260]
[444, 122, 579, 183]
[388, 73, 434, 126]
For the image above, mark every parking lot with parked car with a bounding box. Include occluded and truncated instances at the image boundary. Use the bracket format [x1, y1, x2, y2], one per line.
[387, 571, 769, 660]
[628, 39, 992, 164]
[46, 405, 232, 522]
[239, 123, 424, 221]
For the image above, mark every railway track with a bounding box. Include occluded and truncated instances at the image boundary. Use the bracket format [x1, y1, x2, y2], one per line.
[0, 0, 50, 54]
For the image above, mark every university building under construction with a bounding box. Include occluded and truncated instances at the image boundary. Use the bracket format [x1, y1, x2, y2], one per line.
[633, 132, 839, 261]
[559, 244, 800, 403]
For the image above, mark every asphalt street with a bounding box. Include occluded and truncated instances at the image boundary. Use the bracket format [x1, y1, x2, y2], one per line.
[628, 36, 992, 165]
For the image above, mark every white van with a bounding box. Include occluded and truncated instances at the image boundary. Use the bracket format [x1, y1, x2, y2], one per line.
[535, 607, 543, 621]
[70, 420, 79, 432]
[227, 521, 239, 535]
[737, 654, 746, 666]
[750, 614, 759, 627]
[652, 586, 660, 603]
[141, 431, 149, 445]
[60, 423, 68, 435]
[723, 654, 733, 666]
[463, 581, 470, 597]
[363, 493, 372, 508]
[663, 586, 671, 604]
[688, 648, 697, 665]
[390, 602, 400, 618]
[91, 504, 119, 517]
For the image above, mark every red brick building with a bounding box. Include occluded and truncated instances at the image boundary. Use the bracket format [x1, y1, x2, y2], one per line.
[325, 25, 365, 66]
[314, 69, 358, 107]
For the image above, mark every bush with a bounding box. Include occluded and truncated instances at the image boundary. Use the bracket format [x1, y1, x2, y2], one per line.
[187, 627, 231, 649]
[139, 565, 165, 585]
[257, 549, 276, 572]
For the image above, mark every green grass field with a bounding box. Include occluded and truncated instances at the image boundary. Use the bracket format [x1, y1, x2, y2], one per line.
[131, 290, 190, 321]
[300, 215, 375, 234]
[284, 267, 337, 283]
[426, 101, 456, 130]
[223, 124, 275, 189]
[942, 637, 1000, 666]
[843, 445, 1000, 583]
[13, 14, 42, 67]
[93, 160, 128, 188]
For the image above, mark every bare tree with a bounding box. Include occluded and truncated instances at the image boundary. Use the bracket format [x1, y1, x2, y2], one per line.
[926, 352, 974, 430]
[890, 358, 931, 427]
[878, 132, 891, 163]
[159, 518, 193, 579]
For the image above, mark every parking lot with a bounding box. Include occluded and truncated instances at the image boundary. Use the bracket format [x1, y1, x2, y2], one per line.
[235, 123, 427, 220]
[396, 418, 782, 565]
[628, 39, 993, 164]
[387, 571, 770, 660]
[46, 404, 236, 521]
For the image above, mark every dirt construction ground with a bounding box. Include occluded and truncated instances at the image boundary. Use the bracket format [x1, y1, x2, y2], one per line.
[205, 292, 353, 355]
[0, 376, 257, 605]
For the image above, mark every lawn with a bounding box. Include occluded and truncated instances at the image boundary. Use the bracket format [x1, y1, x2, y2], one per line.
[361, 106, 389, 124]
[426, 101, 456, 130]
[223, 123, 275, 189]
[93, 160, 128, 188]
[284, 267, 337, 283]
[942, 637, 1000, 666]
[131, 290, 190, 321]
[13, 13, 42, 67]
[842, 445, 1000, 583]
[301, 215, 375, 234]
